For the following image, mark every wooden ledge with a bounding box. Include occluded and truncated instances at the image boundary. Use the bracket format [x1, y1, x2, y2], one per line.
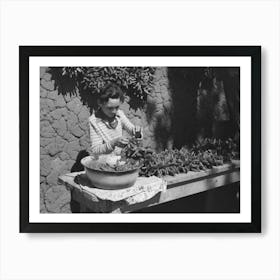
[58, 160, 240, 213]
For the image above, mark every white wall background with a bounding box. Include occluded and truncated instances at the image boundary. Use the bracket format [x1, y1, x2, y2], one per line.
[0, 0, 279, 279]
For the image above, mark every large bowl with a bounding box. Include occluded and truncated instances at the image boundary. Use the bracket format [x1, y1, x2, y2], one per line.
[81, 156, 140, 190]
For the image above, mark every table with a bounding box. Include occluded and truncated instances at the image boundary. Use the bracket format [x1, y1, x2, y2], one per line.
[58, 161, 240, 213]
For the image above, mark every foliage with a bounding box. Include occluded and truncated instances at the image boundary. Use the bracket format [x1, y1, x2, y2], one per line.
[191, 138, 240, 162]
[54, 66, 156, 108]
[121, 137, 240, 178]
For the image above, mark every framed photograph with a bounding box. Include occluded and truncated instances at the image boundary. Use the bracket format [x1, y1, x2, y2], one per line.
[20, 46, 261, 233]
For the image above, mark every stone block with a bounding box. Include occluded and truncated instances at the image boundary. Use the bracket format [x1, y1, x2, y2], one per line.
[70, 126, 84, 138]
[40, 188, 47, 213]
[66, 111, 78, 128]
[79, 120, 89, 132]
[40, 87, 48, 98]
[66, 160, 75, 170]
[46, 170, 59, 185]
[40, 137, 53, 147]
[46, 142, 60, 156]
[69, 150, 79, 161]
[46, 170, 68, 187]
[41, 72, 52, 81]
[153, 99, 163, 109]
[154, 84, 161, 93]
[159, 77, 168, 86]
[45, 185, 71, 213]
[60, 203, 71, 213]
[50, 108, 68, 120]
[55, 136, 67, 150]
[47, 99, 56, 111]
[62, 132, 77, 142]
[41, 79, 55, 91]
[78, 107, 90, 122]
[53, 118, 67, 137]
[63, 140, 81, 154]
[160, 90, 169, 100]
[59, 152, 70, 161]
[40, 108, 51, 121]
[40, 98, 48, 111]
[67, 97, 82, 115]
[55, 94, 66, 107]
[50, 157, 68, 172]
[40, 98, 55, 111]
[40, 67, 49, 78]
[40, 205, 48, 213]
[40, 156, 51, 176]
[40, 182, 51, 193]
[40, 146, 48, 155]
[47, 90, 59, 100]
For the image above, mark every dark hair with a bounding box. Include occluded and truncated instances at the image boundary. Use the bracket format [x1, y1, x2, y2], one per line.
[98, 83, 124, 104]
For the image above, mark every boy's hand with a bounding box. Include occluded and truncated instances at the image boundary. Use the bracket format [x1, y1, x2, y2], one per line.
[133, 126, 143, 139]
[111, 137, 129, 148]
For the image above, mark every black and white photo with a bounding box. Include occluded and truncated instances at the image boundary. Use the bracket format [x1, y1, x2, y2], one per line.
[20, 46, 261, 232]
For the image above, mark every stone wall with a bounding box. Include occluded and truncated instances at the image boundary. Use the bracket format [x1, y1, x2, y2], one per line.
[40, 67, 173, 213]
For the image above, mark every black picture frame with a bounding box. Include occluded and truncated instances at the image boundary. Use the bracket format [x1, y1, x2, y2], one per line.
[20, 46, 261, 233]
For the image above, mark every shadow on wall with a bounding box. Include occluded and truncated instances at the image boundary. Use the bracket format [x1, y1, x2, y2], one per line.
[145, 100, 173, 152]
[153, 113, 173, 151]
[143, 67, 212, 151]
[47, 68, 77, 95]
[47, 68, 98, 114]
[143, 67, 202, 152]
[215, 67, 240, 140]
[167, 67, 240, 149]
[167, 67, 203, 149]
[196, 67, 240, 141]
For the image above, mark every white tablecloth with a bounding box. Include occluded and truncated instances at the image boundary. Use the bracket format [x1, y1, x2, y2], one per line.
[79, 176, 167, 204]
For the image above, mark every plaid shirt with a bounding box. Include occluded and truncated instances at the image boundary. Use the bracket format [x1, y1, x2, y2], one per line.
[89, 109, 135, 156]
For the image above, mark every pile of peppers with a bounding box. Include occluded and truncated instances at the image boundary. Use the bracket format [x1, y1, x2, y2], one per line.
[121, 137, 240, 178]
